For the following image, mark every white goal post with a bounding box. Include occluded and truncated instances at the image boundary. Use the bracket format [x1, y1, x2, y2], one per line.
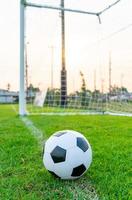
[19, 0, 128, 116]
[19, 0, 25, 115]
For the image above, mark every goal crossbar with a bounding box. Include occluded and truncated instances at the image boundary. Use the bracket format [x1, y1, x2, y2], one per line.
[24, 0, 122, 16]
[25, 2, 97, 16]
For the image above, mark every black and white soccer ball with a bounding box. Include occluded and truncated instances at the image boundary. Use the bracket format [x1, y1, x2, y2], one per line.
[43, 130, 92, 179]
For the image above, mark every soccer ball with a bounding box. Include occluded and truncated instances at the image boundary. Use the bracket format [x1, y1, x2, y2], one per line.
[43, 130, 92, 180]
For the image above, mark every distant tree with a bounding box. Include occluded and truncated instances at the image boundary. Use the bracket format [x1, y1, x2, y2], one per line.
[7, 83, 11, 91]
[27, 84, 40, 93]
[120, 87, 128, 93]
[45, 88, 61, 106]
[92, 90, 101, 102]
[92, 89, 101, 96]
[80, 71, 87, 106]
[27, 84, 40, 102]
[110, 85, 128, 95]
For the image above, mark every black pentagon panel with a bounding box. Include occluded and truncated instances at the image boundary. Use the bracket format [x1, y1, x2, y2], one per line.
[48, 170, 60, 179]
[71, 164, 86, 177]
[53, 131, 67, 137]
[51, 146, 66, 163]
[77, 137, 89, 152]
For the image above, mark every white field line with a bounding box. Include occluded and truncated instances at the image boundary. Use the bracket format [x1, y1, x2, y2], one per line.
[11, 104, 46, 146]
[11, 104, 17, 114]
[21, 116, 46, 147]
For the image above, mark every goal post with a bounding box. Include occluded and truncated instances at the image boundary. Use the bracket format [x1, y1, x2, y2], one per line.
[19, 0, 26, 116]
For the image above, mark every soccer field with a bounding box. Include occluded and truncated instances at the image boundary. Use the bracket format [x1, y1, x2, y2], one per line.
[0, 105, 131, 200]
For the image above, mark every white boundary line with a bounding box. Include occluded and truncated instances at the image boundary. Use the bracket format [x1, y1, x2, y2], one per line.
[11, 104, 18, 114]
[11, 105, 46, 146]
[20, 116, 45, 146]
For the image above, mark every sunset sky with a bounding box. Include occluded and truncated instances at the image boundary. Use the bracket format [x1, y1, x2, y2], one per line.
[0, 0, 132, 92]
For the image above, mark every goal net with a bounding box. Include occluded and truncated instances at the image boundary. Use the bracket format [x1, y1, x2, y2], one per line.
[23, 0, 132, 116]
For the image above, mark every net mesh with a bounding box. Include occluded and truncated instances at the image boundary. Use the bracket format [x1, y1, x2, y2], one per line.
[27, 89, 132, 115]
[25, 0, 132, 116]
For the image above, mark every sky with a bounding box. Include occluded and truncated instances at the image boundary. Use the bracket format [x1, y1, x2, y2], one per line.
[0, 0, 132, 92]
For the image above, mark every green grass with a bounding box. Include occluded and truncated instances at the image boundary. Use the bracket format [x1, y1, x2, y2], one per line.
[0, 105, 132, 200]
